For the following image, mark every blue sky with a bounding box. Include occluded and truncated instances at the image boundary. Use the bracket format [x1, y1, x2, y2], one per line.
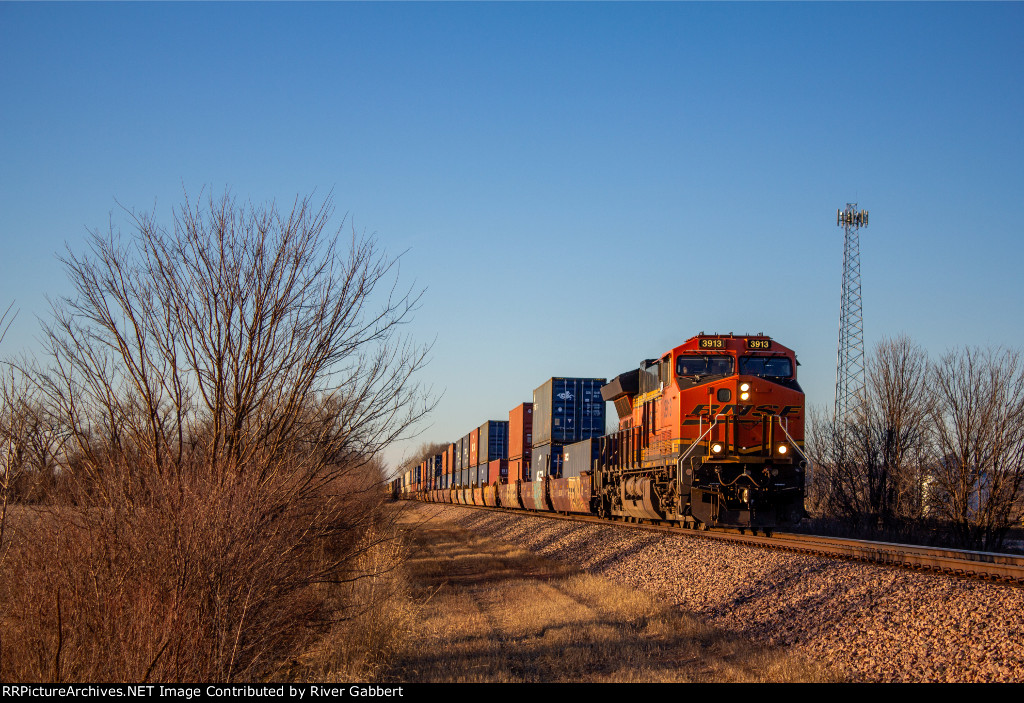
[2, 2, 1022, 470]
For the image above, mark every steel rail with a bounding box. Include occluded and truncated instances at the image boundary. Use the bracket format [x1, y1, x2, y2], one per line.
[422, 499, 1024, 585]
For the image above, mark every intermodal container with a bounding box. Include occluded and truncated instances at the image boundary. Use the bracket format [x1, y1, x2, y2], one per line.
[562, 438, 600, 479]
[531, 444, 564, 479]
[488, 459, 508, 484]
[479, 420, 509, 463]
[469, 428, 480, 468]
[508, 456, 531, 482]
[532, 378, 607, 447]
[431, 454, 443, 486]
[508, 403, 533, 460]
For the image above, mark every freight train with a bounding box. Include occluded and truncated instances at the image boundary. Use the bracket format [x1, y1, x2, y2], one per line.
[392, 333, 806, 531]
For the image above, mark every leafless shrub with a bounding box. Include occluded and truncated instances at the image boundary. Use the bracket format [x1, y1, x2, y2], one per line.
[926, 346, 1024, 550]
[1, 189, 431, 681]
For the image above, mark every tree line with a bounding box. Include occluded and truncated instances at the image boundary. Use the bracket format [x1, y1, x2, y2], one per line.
[807, 336, 1024, 551]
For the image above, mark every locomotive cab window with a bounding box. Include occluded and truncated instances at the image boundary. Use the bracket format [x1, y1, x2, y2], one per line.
[739, 356, 793, 379]
[675, 355, 735, 378]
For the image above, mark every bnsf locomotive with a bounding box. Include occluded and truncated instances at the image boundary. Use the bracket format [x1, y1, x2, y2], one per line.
[393, 333, 806, 531]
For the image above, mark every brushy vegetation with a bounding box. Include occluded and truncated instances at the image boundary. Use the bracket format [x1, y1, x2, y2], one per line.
[0, 190, 429, 682]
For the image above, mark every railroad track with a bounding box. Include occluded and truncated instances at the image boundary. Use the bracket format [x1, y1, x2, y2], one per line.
[425, 500, 1024, 585]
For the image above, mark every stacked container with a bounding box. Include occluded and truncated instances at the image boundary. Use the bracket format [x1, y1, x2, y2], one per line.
[487, 459, 508, 485]
[479, 420, 509, 465]
[562, 438, 601, 479]
[530, 444, 563, 480]
[532, 378, 607, 446]
[531, 378, 606, 478]
[469, 428, 480, 470]
[508, 403, 533, 481]
[431, 454, 442, 489]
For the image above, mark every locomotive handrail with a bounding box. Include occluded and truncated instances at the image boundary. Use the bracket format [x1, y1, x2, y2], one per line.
[773, 414, 808, 463]
[676, 417, 718, 467]
[675, 416, 722, 498]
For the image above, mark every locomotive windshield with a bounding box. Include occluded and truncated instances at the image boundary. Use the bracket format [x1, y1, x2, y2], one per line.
[739, 356, 793, 379]
[676, 355, 735, 378]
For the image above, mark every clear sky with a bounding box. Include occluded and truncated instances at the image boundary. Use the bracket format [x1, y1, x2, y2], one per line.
[2, 2, 1022, 471]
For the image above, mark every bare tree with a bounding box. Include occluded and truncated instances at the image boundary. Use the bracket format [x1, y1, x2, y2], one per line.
[856, 336, 932, 525]
[807, 337, 932, 532]
[927, 346, 1024, 550]
[41, 190, 430, 497]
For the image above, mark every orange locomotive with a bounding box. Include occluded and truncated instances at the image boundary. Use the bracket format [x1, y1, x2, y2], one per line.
[598, 333, 806, 530]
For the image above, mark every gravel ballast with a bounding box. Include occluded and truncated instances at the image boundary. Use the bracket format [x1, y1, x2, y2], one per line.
[413, 503, 1024, 683]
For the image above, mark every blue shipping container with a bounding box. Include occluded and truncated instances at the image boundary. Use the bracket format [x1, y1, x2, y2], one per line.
[479, 420, 510, 463]
[532, 378, 607, 446]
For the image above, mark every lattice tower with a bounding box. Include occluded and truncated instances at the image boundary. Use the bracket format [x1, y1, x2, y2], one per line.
[835, 203, 868, 426]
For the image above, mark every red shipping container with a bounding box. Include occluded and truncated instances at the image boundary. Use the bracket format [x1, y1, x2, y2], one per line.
[488, 459, 508, 485]
[509, 402, 533, 460]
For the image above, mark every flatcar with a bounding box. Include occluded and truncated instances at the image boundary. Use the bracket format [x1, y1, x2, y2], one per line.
[395, 333, 806, 531]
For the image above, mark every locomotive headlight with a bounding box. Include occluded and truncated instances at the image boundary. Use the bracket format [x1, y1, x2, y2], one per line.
[740, 383, 750, 392]
[740, 391, 750, 400]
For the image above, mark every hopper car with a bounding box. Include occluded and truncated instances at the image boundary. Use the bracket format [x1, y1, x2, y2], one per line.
[392, 333, 806, 531]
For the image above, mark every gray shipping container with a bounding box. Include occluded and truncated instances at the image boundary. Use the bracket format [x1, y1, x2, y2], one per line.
[532, 377, 607, 447]
[531, 443, 564, 479]
[562, 438, 601, 479]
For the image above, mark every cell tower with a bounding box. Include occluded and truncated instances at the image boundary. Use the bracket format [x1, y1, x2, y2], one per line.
[835, 203, 868, 427]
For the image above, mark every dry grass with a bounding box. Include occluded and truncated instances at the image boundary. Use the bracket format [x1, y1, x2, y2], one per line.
[293, 510, 418, 682]
[379, 505, 837, 683]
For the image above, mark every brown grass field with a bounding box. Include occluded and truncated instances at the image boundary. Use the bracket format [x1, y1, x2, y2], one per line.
[376, 504, 837, 683]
